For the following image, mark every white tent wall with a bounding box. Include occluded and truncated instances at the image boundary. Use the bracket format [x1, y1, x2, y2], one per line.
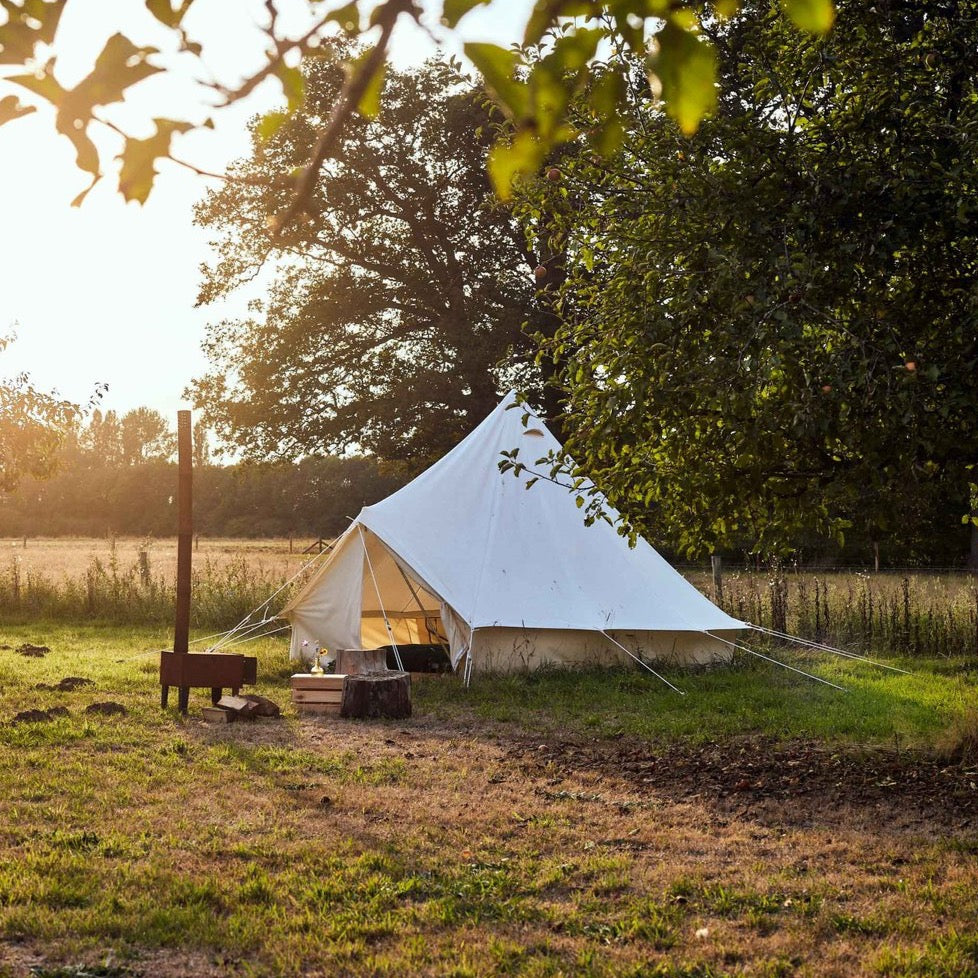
[470, 627, 739, 673]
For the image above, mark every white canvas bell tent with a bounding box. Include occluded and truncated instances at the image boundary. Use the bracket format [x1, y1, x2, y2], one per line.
[280, 393, 745, 676]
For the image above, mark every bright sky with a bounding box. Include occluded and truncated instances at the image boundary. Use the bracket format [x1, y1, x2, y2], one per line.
[0, 0, 528, 424]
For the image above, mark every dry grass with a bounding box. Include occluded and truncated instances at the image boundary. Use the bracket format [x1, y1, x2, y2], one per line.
[0, 625, 976, 977]
[0, 537, 321, 584]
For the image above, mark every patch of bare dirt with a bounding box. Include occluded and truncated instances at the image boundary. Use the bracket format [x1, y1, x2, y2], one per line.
[503, 733, 978, 833]
[9, 706, 69, 724]
[0, 942, 238, 978]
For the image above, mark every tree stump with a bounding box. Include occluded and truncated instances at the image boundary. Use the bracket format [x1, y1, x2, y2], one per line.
[336, 648, 389, 675]
[340, 671, 411, 719]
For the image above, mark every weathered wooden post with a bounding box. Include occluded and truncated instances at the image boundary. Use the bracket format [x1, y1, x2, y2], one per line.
[711, 554, 723, 606]
[159, 410, 258, 714]
[172, 410, 193, 711]
[138, 550, 151, 587]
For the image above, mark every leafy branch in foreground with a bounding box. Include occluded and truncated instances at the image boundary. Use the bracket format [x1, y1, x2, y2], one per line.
[0, 0, 833, 213]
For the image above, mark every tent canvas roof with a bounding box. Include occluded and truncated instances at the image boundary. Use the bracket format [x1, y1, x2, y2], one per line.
[332, 393, 744, 635]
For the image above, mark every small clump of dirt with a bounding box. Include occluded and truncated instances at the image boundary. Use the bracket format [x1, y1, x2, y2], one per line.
[10, 707, 70, 724]
[35, 677, 95, 693]
[17, 643, 50, 658]
[84, 702, 127, 717]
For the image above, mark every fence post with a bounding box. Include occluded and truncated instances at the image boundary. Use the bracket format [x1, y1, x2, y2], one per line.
[138, 550, 150, 587]
[711, 554, 723, 606]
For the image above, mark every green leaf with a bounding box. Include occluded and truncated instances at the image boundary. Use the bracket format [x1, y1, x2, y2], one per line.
[80, 33, 162, 112]
[589, 117, 624, 156]
[63, 122, 100, 177]
[7, 67, 66, 107]
[352, 54, 386, 119]
[274, 62, 305, 114]
[782, 0, 835, 34]
[464, 42, 527, 119]
[144, 0, 195, 28]
[325, 0, 360, 34]
[442, 0, 489, 29]
[523, 0, 594, 47]
[652, 21, 717, 135]
[488, 129, 545, 199]
[0, 94, 36, 126]
[69, 174, 100, 208]
[117, 118, 193, 204]
[257, 110, 289, 142]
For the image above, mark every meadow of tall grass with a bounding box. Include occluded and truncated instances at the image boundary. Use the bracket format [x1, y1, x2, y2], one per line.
[707, 567, 978, 659]
[0, 537, 311, 629]
[2, 537, 978, 659]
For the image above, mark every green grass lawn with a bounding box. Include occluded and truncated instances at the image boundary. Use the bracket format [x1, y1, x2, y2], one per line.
[421, 652, 973, 748]
[0, 623, 976, 978]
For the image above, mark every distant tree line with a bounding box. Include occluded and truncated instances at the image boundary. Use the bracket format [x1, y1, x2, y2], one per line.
[0, 409, 407, 539]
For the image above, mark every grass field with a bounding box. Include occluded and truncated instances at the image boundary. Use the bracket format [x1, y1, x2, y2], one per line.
[2, 539, 978, 661]
[0, 538, 325, 631]
[0, 536, 313, 583]
[1, 623, 977, 977]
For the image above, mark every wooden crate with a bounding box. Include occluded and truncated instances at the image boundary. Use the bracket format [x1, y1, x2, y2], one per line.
[290, 674, 347, 715]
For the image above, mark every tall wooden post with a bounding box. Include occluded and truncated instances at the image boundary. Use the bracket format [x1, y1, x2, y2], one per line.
[160, 408, 256, 711]
[173, 410, 193, 711]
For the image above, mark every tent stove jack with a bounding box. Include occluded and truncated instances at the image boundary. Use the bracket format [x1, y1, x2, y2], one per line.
[159, 411, 257, 713]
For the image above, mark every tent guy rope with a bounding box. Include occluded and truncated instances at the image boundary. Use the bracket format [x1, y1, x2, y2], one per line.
[201, 544, 334, 653]
[600, 630, 686, 695]
[747, 624, 911, 674]
[703, 632, 847, 691]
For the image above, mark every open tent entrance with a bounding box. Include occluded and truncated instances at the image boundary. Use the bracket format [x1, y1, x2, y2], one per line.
[285, 525, 471, 670]
[359, 527, 452, 650]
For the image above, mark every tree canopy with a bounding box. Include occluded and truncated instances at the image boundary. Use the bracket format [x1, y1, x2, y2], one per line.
[516, 0, 978, 559]
[190, 58, 549, 464]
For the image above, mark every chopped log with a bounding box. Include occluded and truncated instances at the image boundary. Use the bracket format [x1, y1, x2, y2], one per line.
[202, 706, 234, 723]
[217, 694, 258, 718]
[241, 694, 282, 717]
[340, 671, 411, 719]
[336, 648, 389, 675]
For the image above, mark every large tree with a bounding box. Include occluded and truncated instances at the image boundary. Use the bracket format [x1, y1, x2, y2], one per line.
[518, 0, 978, 559]
[190, 58, 549, 464]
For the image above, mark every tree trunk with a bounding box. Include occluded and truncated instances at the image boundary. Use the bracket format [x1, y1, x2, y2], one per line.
[340, 672, 411, 719]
